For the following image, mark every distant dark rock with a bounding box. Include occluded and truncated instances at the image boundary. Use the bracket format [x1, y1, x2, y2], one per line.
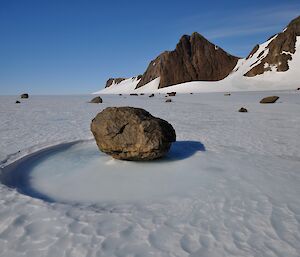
[260, 96, 279, 104]
[15, 100, 21, 104]
[246, 44, 259, 60]
[140, 93, 145, 95]
[167, 92, 176, 96]
[90, 96, 103, 103]
[136, 32, 239, 89]
[224, 93, 231, 96]
[190, 93, 193, 94]
[91, 107, 176, 161]
[165, 99, 172, 103]
[297, 88, 300, 90]
[20, 93, 29, 99]
[149, 94, 155, 98]
[119, 94, 122, 96]
[130, 93, 138, 96]
[105, 78, 126, 88]
[238, 107, 248, 112]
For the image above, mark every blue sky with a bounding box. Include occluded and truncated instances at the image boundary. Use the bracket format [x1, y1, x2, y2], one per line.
[0, 0, 299, 95]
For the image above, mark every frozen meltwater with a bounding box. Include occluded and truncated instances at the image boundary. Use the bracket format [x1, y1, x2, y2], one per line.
[3, 140, 208, 204]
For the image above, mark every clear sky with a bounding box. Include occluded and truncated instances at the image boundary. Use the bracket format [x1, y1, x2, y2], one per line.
[0, 0, 300, 95]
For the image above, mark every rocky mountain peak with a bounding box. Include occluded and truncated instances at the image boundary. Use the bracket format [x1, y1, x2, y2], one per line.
[244, 16, 300, 77]
[136, 32, 239, 89]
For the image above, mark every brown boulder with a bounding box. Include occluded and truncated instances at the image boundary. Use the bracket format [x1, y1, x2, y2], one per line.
[260, 96, 279, 104]
[136, 32, 239, 89]
[90, 96, 103, 103]
[90, 107, 176, 161]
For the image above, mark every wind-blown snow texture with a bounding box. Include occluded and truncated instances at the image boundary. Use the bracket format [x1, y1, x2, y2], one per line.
[0, 92, 300, 257]
[95, 36, 300, 94]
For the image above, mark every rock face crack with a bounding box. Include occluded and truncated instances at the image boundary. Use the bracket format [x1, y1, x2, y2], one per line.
[111, 123, 129, 139]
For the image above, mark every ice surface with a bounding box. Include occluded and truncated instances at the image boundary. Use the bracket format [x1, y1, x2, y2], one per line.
[0, 92, 300, 257]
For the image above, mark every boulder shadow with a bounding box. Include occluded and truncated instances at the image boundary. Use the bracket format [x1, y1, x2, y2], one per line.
[165, 140, 205, 161]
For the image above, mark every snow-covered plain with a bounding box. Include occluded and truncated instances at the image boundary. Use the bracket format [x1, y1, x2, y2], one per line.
[0, 92, 300, 257]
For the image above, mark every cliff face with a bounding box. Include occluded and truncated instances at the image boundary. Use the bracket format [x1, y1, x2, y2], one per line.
[244, 16, 300, 77]
[136, 32, 239, 89]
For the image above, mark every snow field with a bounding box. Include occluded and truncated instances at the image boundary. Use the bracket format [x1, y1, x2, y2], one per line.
[0, 92, 299, 257]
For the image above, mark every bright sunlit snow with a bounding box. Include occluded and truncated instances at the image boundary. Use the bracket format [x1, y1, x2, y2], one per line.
[0, 92, 300, 257]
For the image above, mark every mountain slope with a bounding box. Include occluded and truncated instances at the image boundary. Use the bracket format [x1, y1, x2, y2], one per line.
[244, 16, 300, 77]
[95, 16, 300, 94]
[136, 32, 239, 89]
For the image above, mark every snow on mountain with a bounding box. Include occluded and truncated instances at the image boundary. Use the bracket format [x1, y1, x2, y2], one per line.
[95, 17, 300, 95]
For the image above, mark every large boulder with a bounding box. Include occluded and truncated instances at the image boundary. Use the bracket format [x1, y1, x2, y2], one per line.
[91, 107, 176, 161]
[90, 96, 103, 103]
[260, 96, 279, 104]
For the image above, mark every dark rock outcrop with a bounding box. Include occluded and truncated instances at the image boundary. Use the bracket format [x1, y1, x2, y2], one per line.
[246, 44, 259, 60]
[260, 96, 279, 104]
[90, 96, 103, 103]
[105, 78, 126, 88]
[238, 107, 248, 112]
[20, 93, 29, 99]
[136, 32, 239, 89]
[91, 107, 176, 161]
[149, 94, 155, 98]
[224, 93, 231, 96]
[245, 16, 300, 77]
[165, 99, 172, 103]
[15, 100, 21, 104]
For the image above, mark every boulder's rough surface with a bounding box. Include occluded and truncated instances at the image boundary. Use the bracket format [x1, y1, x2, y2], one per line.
[136, 32, 239, 89]
[239, 107, 248, 112]
[244, 16, 300, 77]
[20, 93, 29, 99]
[90, 96, 103, 103]
[260, 96, 279, 104]
[91, 107, 176, 161]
